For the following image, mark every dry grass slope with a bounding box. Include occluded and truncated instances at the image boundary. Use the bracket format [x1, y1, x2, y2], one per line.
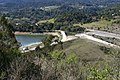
[73, 20, 117, 28]
[37, 18, 55, 24]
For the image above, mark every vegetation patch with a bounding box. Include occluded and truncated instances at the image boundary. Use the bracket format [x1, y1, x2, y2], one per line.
[66, 53, 78, 64]
[37, 18, 55, 24]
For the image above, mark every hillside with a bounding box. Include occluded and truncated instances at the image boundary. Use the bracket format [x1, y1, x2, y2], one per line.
[0, 0, 120, 79]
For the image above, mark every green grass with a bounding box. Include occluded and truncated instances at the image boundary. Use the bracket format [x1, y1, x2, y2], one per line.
[37, 18, 55, 24]
[50, 50, 64, 59]
[73, 20, 117, 28]
[20, 18, 30, 20]
[45, 6, 60, 9]
[41, 6, 60, 11]
[66, 53, 78, 63]
[14, 18, 30, 21]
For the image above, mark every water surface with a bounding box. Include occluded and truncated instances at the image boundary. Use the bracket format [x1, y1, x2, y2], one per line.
[15, 35, 45, 46]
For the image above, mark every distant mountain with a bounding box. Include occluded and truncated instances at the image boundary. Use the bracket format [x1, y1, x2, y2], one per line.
[0, 0, 22, 3]
[0, 0, 120, 5]
[0, 0, 60, 3]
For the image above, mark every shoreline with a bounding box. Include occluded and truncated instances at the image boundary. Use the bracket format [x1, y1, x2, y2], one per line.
[15, 32, 45, 35]
[15, 31, 60, 36]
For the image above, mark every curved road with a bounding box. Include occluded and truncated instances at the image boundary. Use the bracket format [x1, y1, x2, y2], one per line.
[86, 29, 120, 40]
[76, 29, 120, 48]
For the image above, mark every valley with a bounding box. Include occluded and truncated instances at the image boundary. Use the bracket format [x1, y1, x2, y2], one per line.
[0, 0, 120, 80]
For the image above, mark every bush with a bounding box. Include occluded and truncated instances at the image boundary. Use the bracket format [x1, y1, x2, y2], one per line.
[66, 53, 78, 64]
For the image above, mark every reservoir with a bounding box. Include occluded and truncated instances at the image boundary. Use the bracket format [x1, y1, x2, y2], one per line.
[15, 34, 45, 46]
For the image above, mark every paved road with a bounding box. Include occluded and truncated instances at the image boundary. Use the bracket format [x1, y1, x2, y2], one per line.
[86, 29, 120, 40]
[19, 30, 77, 53]
[60, 31, 78, 42]
[20, 29, 120, 53]
[75, 33, 119, 48]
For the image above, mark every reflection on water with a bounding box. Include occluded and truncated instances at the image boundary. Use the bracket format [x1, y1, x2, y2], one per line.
[15, 35, 45, 46]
